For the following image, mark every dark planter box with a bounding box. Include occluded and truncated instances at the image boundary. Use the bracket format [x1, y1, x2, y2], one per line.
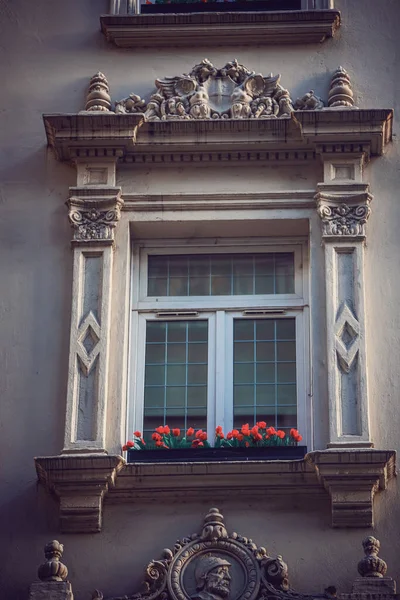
[142, 0, 301, 13]
[127, 445, 307, 463]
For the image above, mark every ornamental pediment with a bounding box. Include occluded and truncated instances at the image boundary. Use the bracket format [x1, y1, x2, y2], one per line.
[114, 58, 327, 121]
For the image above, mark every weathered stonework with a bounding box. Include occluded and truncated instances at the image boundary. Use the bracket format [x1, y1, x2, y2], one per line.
[68, 188, 123, 245]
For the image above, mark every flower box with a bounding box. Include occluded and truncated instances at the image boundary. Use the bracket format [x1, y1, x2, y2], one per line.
[141, 0, 301, 13]
[127, 445, 307, 463]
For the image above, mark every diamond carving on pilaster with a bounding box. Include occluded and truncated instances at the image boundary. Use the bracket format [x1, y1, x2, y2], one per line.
[335, 303, 360, 373]
[77, 311, 101, 375]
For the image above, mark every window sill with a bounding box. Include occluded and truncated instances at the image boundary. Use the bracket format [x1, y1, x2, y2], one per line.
[100, 9, 340, 48]
[35, 449, 396, 533]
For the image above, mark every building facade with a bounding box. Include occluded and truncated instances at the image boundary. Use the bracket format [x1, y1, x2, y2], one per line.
[0, 1, 399, 598]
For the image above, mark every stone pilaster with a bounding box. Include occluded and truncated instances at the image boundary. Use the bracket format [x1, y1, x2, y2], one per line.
[316, 147, 373, 448]
[63, 174, 122, 454]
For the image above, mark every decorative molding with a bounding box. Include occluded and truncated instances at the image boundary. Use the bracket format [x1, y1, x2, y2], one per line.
[100, 10, 341, 48]
[35, 455, 125, 533]
[43, 109, 393, 164]
[122, 191, 316, 212]
[68, 188, 123, 245]
[35, 451, 395, 532]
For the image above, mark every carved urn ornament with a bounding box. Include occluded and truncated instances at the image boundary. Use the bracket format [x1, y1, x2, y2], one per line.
[357, 537, 387, 578]
[91, 507, 338, 600]
[328, 67, 354, 108]
[38, 540, 68, 582]
[84, 72, 112, 112]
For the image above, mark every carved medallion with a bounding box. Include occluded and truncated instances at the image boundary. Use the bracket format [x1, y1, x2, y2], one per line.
[91, 508, 334, 600]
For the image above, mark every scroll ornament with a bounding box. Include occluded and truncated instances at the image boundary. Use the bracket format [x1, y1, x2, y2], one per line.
[317, 202, 371, 238]
[68, 200, 123, 242]
[91, 507, 335, 600]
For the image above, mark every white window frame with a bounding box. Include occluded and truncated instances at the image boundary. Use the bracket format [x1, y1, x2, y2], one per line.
[128, 237, 311, 448]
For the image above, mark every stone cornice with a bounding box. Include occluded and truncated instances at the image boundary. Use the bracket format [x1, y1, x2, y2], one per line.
[100, 10, 340, 48]
[122, 191, 316, 212]
[43, 109, 393, 165]
[35, 449, 396, 533]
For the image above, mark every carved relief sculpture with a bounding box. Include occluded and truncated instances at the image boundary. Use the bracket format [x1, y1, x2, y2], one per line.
[68, 196, 123, 243]
[116, 59, 295, 121]
[317, 201, 371, 238]
[91, 507, 333, 600]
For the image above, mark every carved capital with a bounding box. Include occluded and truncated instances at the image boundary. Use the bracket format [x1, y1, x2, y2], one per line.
[316, 190, 372, 240]
[67, 187, 123, 245]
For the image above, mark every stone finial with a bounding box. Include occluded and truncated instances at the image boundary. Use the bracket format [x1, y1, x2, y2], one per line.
[358, 537, 387, 578]
[84, 72, 112, 112]
[328, 66, 355, 108]
[201, 507, 228, 540]
[38, 540, 68, 582]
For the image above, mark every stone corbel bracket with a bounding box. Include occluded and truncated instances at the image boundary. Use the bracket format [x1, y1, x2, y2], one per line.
[35, 455, 125, 533]
[35, 450, 395, 533]
[306, 450, 396, 528]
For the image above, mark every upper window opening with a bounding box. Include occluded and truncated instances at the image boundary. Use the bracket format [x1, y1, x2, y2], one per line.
[147, 253, 294, 297]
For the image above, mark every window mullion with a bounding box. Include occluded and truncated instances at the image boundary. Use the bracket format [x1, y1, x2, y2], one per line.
[214, 311, 228, 435]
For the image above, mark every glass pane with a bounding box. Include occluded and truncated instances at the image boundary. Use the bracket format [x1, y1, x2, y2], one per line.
[189, 277, 209, 296]
[275, 253, 295, 294]
[145, 365, 165, 386]
[166, 386, 185, 408]
[167, 365, 186, 385]
[187, 364, 207, 385]
[276, 319, 296, 340]
[234, 342, 254, 362]
[277, 341, 296, 361]
[234, 320, 254, 341]
[147, 253, 295, 297]
[277, 363, 296, 383]
[148, 278, 168, 296]
[256, 385, 275, 406]
[233, 276, 253, 295]
[234, 363, 254, 384]
[143, 319, 208, 438]
[167, 343, 186, 364]
[233, 318, 297, 429]
[169, 278, 188, 296]
[256, 342, 275, 361]
[146, 343, 165, 364]
[144, 387, 164, 409]
[167, 322, 186, 343]
[234, 385, 254, 406]
[187, 386, 207, 407]
[277, 384, 297, 405]
[188, 343, 207, 363]
[147, 322, 166, 343]
[211, 276, 231, 295]
[256, 320, 274, 340]
[188, 321, 208, 342]
[256, 363, 275, 383]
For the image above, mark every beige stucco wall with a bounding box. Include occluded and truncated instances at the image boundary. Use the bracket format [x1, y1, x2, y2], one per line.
[1, 0, 400, 598]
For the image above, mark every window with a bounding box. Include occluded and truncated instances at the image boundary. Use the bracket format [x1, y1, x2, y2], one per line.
[128, 240, 309, 446]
